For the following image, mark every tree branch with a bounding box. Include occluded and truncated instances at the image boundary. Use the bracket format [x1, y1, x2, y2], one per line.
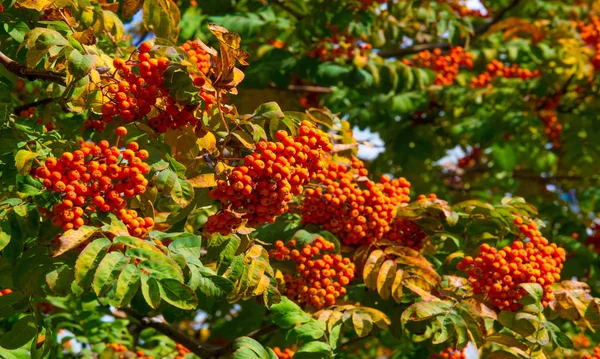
[14, 98, 56, 115]
[0, 51, 66, 85]
[378, 0, 523, 58]
[286, 84, 333, 93]
[272, 0, 305, 20]
[123, 309, 220, 358]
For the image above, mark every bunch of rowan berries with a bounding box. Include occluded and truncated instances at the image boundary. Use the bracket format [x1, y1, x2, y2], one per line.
[385, 219, 427, 250]
[584, 347, 600, 359]
[300, 157, 411, 246]
[175, 343, 190, 359]
[0, 288, 12, 296]
[106, 343, 154, 359]
[574, 333, 592, 349]
[272, 347, 295, 359]
[403, 47, 473, 86]
[430, 347, 466, 359]
[33, 128, 153, 237]
[181, 40, 211, 75]
[99, 41, 210, 133]
[537, 94, 562, 148]
[577, 16, 600, 70]
[269, 236, 355, 309]
[457, 218, 566, 311]
[457, 146, 481, 169]
[470, 60, 540, 88]
[307, 26, 372, 62]
[206, 121, 332, 234]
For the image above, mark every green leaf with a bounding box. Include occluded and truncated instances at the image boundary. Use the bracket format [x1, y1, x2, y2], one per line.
[293, 341, 332, 359]
[0, 315, 37, 350]
[168, 234, 202, 259]
[67, 49, 94, 78]
[141, 276, 161, 309]
[286, 320, 326, 342]
[14, 150, 36, 176]
[111, 264, 141, 307]
[142, 0, 180, 40]
[137, 259, 184, 281]
[232, 337, 271, 359]
[74, 238, 111, 290]
[158, 278, 198, 310]
[45, 264, 74, 296]
[270, 297, 311, 328]
[196, 274, 234, 301]
[92, 251, 129, 297]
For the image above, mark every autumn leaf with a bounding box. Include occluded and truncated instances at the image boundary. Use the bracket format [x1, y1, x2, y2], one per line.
[53, 226, 98, 257]
[188, 173, 217, 188]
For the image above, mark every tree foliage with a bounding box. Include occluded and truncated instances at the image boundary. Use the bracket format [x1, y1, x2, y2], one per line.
[0, 0, 599, 358]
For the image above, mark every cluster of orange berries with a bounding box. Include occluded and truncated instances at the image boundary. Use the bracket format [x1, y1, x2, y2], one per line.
[537, 94, 562, 148]
[307, 27, 372, 62]
[98, 41, 210, 133]
[457, 218, 566, 311]
[272, 347, 295, 359]
[300, 157, 411, 246]
[106, 343, 154, 359]
[470, 60, 540, 88]
[34, 128, 153, 237]
[206, 122, 332, 234]
[430, 347, 466, 359]
[181, 40, 211, 75]
[384, 219, 427, 250]
[585, 221, 600, 253]
[574, 333, 592, 349]
[578, 16, 600, 70]
[0, 288, 12, 296]
[403, 47, 473, 86]
[174, 343, 190, 359]
[457, 146, 481, 169]
[584, 347, 600, 359]
[270, 237, 355, 309]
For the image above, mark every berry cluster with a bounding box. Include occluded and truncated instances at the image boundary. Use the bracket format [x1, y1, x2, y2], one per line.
[385, 219, 427, 250]
[307, 27, 372, 62]
[269, 237, 355, 309]
[537, 94, 562, 148]
[106, 343, 154, 359]
[33, 128, 153, 237]
[574, 333, 592, 349]
[272, 347, 295, 359]
[584, 347, 600, 359]
[206, 122, 332, 234]
[470, 60, 540, 88]
[457, 218, 566, 311]
[0, 288, 12, 296]
[403, 47, 473, 86]
[585, 221, 600, 253]
[180, 40, 211, 75]
[175, 343, 190, 359]
[578, 15, 600, 70]
[457, 146, 481, 169]
[430, 347, 466, 359]
[300, 157, 411, 246]
[97, 41, 210, 133]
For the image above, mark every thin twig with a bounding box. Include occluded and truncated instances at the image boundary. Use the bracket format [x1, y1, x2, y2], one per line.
[14, 98, 56, 115]
[378, 0, 523, 58]
[286, 84, 333, 93]
[124, 308, 220, 358]
[56, 6, 90, 55]
[0, 51, 66, 85]
[272, 0, 305, 20]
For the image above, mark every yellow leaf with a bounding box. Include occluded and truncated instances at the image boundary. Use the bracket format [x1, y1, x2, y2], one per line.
[17, 0, 53, 11]
[72, 28, 97, 45]
[391, 268, 405, 303]
[197, 131, 217, 154]
[123, 0, 145, 19]
[403, 276, 438, 301]
[53, 226, 97, 257]
[376, 259, 396, 300]
[188, 173, 217, 188]
[362, 249, 385, 289]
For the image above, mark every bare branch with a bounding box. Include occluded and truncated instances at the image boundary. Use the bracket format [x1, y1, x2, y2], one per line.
[123, 308, 220, 358]
[0, 51, 66, 85]
[378, 0, 523, 58]
[14, 98, 56, 115]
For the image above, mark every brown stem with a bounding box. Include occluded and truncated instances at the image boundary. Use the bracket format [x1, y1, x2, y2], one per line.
[0, 51, 66, 85]
[378, 0, 522, 58]
[124, 308, 220, 358]
[286, 84, 333, 93]
[272, 0, 305, 20]
[14, 98, 56, 115]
